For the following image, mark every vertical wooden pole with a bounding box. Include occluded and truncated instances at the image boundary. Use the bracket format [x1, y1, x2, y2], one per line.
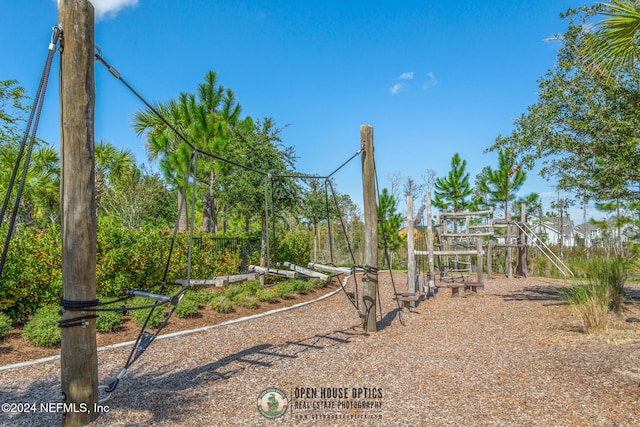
[406, 195, 416, 299]
[476, 238, 484, 286]
[517, 202, 528, 277]
[361, 125, 377, 332]
[487, 240, 493, 280]
[425, 191, 435, 290]
[59, 1, 98, 425]
[506, 208, 513, 278]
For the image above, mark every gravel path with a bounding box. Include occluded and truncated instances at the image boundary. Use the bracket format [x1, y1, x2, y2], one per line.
[1, 274, 639, 426]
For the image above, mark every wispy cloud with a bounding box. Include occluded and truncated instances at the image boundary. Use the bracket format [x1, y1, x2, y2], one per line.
[422, 72, 438, 89]
[390, 71, 413, 95]
[391, 71, 437, 95]
[59, 0, 139, 21]
[390, 83, 406, 95]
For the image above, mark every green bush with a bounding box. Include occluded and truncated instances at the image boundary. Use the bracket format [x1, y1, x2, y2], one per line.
[186, 288, 212, 304]
[210, 294, 233, 313]
[241, 280, 263, 295]
[96, 310, 123, 333]
[0, 218, 245, 323]
[128, 297, 165, 328]
[233, 291, 259, 309]
[0, 225, 62, 323]
[22, 305, 61, 347]
[276, 230, 312, 267]
[256, 288, 279, 303]
[222, 283, 245, 299]
[275, 282, 295, 299]
[289, 279, 315, 295]
[174, 295, 201, 319]
[0, 312, 12, 339]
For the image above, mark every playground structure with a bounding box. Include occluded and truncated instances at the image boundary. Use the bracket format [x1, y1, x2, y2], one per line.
[401, 194, 574, 303]
[0, 3, 390, 424]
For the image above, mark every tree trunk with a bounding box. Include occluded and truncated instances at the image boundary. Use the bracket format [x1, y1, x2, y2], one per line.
[202, 170, 217, 233]
[177, 188, 188, 231]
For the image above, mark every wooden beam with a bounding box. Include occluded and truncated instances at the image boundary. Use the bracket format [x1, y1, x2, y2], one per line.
[417, 250, 485, 256]
[59, 1, 98, 425]
[249, 265, 298, 278]
[282, 262, 329, 281]
[306, 262, 357, 275]
[175, 273, 260, 287]
[361, 124, 378, 332]
[438, 209, 494, 218]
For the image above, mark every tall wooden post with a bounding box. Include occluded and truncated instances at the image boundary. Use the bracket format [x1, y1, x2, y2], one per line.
[505, 208, 513, 278]
[516, 202, 528, 277]
[361, 125, 377, 332]
[406, 195, 417, 298]
[59, 1, 99, 425]
[425, 191, 435, 290]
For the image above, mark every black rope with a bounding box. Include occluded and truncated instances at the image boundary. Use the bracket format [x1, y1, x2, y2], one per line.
[95, 50, 268, 177]
[0, 27, 60, 277]
[324, 180, 334, 265]
[372, 155, 404, 318]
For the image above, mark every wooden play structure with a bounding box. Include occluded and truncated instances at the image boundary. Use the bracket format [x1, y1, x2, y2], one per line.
[402, 196, 572, 302]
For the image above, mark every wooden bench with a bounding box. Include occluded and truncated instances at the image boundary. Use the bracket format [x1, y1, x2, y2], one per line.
[394, 292, 422, 308]
[438, 283, 484, 297]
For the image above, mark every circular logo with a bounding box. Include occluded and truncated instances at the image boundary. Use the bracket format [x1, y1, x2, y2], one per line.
[257, 387, 288, 419]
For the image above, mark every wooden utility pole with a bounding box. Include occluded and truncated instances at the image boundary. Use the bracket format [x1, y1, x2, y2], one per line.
[361, 125, 377, 332]
[59, 1, 99, 425]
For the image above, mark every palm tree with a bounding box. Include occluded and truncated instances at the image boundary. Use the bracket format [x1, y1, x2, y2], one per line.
[582, 1, 640, 72]
[0, 142, 59, 226]
[94, 140, 136, 204]
[132, 99, 191, 231]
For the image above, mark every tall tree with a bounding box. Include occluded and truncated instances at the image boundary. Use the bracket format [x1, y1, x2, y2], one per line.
[475, 149, 526, 215]
[489, 10, 640, 204]
[433, 153, 476, 213]
[133, 99, 192, 231]
[377, 188, 404, 268]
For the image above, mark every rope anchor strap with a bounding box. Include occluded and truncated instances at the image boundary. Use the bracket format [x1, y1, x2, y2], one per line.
[58, 298, 99, 328]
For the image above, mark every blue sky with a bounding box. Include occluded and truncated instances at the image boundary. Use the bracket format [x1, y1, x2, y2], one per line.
[3, 0, 596, 221]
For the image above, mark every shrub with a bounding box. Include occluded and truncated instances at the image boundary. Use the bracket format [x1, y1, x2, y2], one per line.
[241, 280, 263, 295]
[22, 305, 61, 347]
[210, 294, 233, 313]
[222, 284, 245, 299]
[275, 282, 295, 299]
[174, 295, 201, 319]
[289, 279, 315, 295]
[0, 312, 12, 339]
[128, 297, 165, 328]
[96, 310, 123, 333]
[587, 257, 626, 313]
[187, 288, 212, 304]
[233, 291, 259, 309]
[558, 283, 609, 333]
[256, 288, 279, 304]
